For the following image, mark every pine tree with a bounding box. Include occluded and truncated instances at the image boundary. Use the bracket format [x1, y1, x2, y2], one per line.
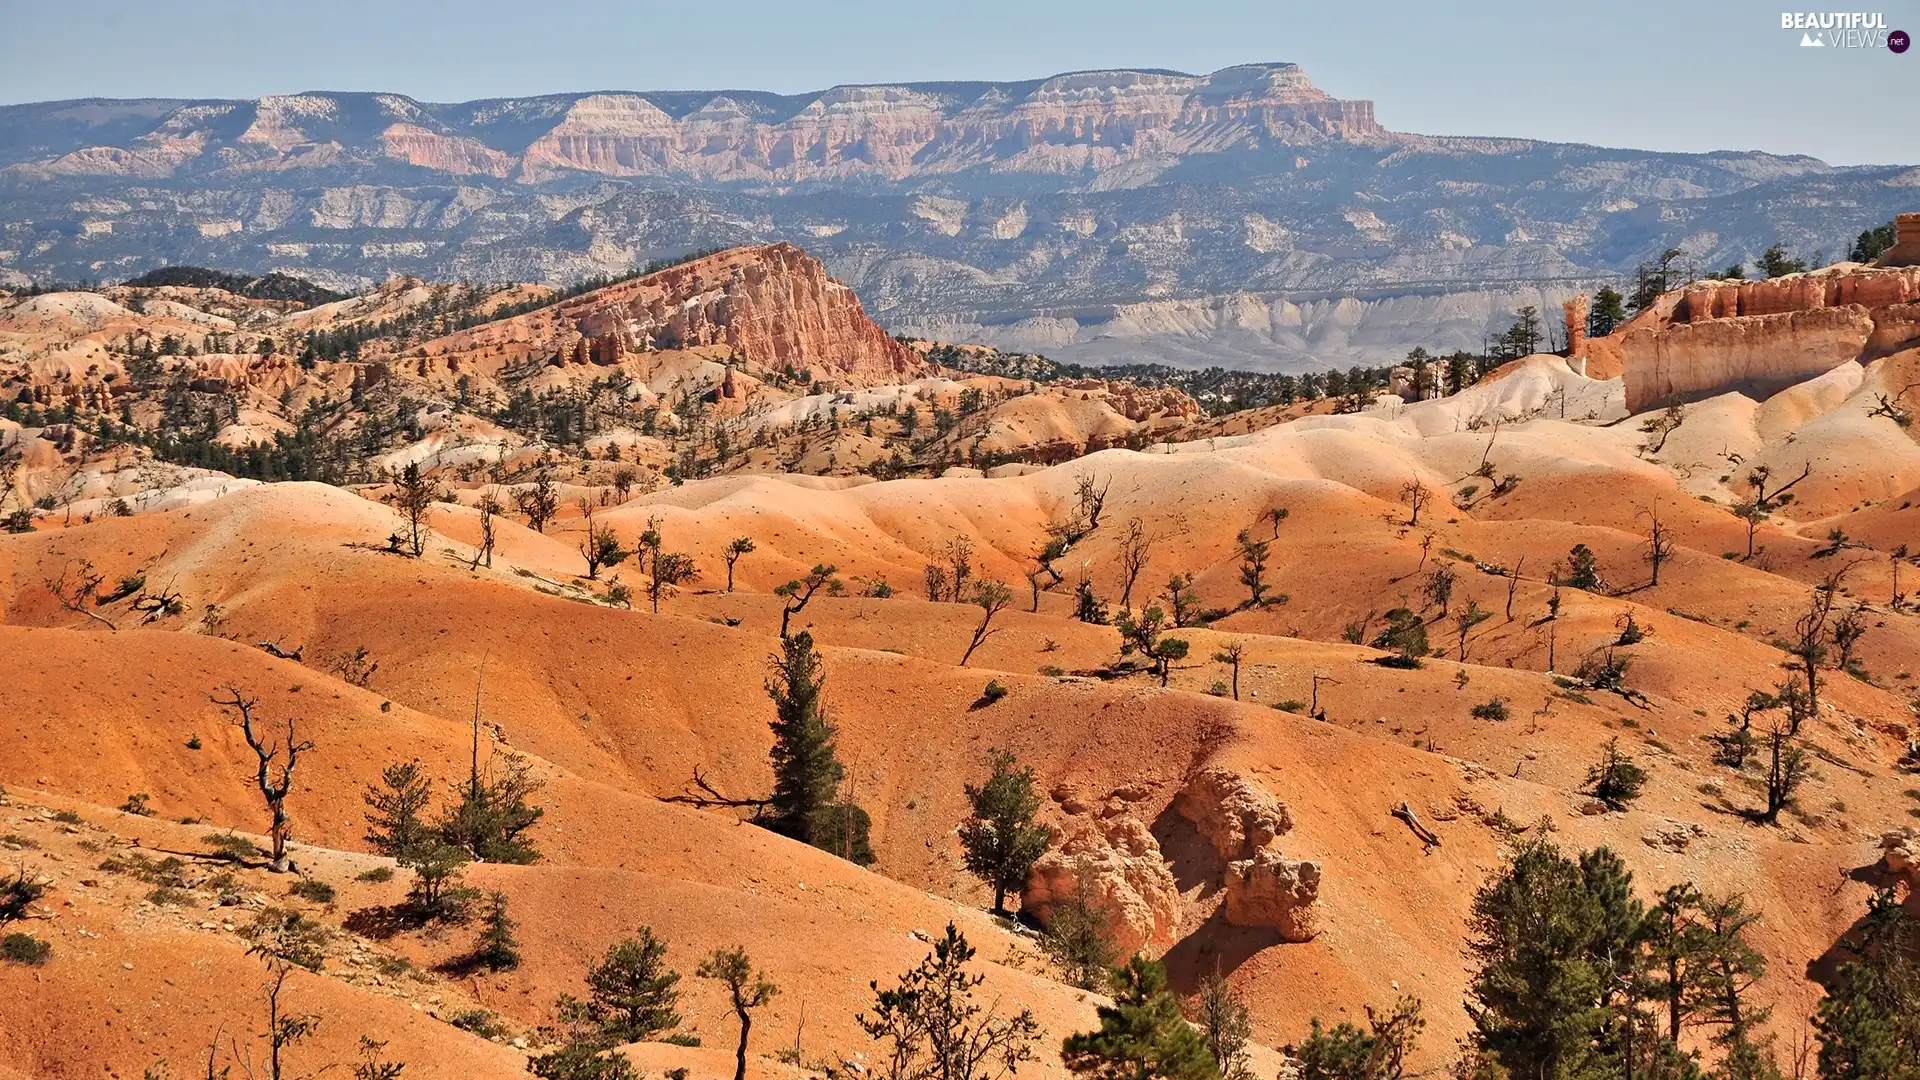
[363, 761, 435, 858]
[1814, 888, 1920, 1079]
[1466, 836, 1609, 1079]
[1589, 287, 1628, 337]
[472, 890, 521, 971]
[1062, 955, 1220, 1080]
[959, 749, 1051, 914]
[765, 632, 871, 863]
[577, 927, 682, 1043]
[698, 947, 778, 1080]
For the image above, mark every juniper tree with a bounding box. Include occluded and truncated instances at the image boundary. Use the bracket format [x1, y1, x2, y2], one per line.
[647, 551, 697, 613]
[958, 749, 1050, 914]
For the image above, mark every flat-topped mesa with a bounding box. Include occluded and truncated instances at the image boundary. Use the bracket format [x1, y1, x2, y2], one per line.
[1615, 259, 1920, 413]
[15, 65, 1381, 186]
[559, 243, 923, 387]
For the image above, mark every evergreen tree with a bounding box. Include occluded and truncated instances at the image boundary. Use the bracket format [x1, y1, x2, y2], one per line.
[959, 749, 1051, 914]
[1192, 968, 1254, 1080]
[1849, 222, 1896, 263]
[1814, 888, 1920, 1079]
[576, 927, 682, 1043]
[363, 761, 435, 858]
[1466, 837, 1609, 1079]
[1289, 996, 1425, 1080]
[859, 924, 1040, 1080]
[765, 632, 872, 863]
[1589, 287, 1628, 338]
[1062, 955, 1220, 1080]
[472, 890, 521, 971]
[1042, 881, 1120, 990]
[1757, 244, 1808, 279]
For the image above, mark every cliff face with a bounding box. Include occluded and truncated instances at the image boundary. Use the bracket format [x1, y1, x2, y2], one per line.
[1617, 264, 1920, 412]
[442, 243, 924, 388]
[5, 65, 1378, 186]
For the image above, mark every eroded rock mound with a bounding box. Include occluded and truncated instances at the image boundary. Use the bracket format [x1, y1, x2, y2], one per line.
[1026, 812, 1183, 956]
[1175, 766, 1293, 862]
[1224, 848, 1323, 942]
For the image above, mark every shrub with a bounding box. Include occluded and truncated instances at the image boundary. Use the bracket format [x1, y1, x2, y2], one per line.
[356, 866, 395, 883]
[52, 810, 83, 825]
[979, 680, 1009, 705]
[204, 832, 265, 863]
[1274, 700, 1307, 714]
[1, 932, 50, 966]
[1208, 681, 1231, 697]
[120, 793, 155, 816]
[1471, 697, 1510, 722]
[147, 886, 192, 907]
[289, 878, 336, 904]
[448, 1008, 508, 1038]
[1585, 737, 1647, 810]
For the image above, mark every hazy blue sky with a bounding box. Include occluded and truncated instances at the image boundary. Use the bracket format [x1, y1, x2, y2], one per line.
[2, 0, 1915, 164]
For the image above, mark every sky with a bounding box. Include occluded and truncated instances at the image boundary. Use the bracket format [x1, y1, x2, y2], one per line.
[2, 0, 1916, 165]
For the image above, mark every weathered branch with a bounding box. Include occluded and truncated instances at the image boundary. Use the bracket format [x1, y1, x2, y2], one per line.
[659, 765, 774, 812]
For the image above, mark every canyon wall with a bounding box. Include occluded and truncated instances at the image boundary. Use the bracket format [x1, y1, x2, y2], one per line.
[1619, 264, 1920, 412]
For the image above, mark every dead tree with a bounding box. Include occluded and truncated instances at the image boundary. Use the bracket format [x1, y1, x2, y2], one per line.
[1505, 557, 1525, 621]
[1639, 506, 1676, 587]
[46, 559, 116, 631]
[214, 688, 312, 873]
[469, 488, 502, 570]
[1400, 478, 1433, 527]
[1115, 518, 1155, 609]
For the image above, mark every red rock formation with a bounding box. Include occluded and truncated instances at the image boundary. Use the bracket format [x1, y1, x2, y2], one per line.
[1876, 212, 1920, 268]
[430, 243, 927, 389]
[1616, 263, 1920, 412]
[1563, 296, 1588, 368]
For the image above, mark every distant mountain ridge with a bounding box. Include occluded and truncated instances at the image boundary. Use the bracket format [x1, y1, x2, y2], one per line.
[0, 64, 1912, 371]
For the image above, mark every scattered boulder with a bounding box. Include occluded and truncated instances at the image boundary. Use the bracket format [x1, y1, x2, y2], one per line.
[1880, 827, 1919, 883]
[1223, 848, 1322, 941]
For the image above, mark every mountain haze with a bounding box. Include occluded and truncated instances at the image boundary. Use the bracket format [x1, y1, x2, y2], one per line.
[1, 63, 1913, 370]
